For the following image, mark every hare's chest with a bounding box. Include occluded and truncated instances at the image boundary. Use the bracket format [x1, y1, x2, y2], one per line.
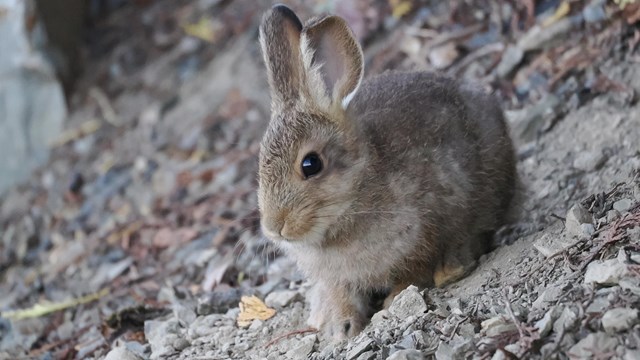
[286, 222, 421, 288]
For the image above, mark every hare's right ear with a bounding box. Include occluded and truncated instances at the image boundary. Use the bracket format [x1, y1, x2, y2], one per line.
[301, 15, 364, 112]
[259, 5, 304, 108]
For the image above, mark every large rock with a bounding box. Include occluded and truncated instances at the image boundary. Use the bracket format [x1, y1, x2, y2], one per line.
[601, 308, 639, 333]
[0, 0, 66, 194]
[388, 286, 427, 319]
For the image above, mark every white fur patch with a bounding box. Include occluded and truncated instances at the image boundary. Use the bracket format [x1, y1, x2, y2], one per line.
[341, 83, 359, 109]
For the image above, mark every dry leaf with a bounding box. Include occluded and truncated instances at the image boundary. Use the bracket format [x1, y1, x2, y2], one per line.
[1, 288, 109, 320]
[182, 17, 218, 43]
[389, 0, 412, 19]
[236, 295, 276, 328]
[542, 1, 570, 28]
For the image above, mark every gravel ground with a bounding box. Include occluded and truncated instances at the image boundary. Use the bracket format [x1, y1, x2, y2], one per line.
[1, 1, 639, 359]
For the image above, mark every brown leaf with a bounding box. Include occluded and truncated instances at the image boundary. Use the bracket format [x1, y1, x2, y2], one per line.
[152, 228, 198, 248]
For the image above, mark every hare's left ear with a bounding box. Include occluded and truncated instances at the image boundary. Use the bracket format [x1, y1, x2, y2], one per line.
[301, 15, 364, 111]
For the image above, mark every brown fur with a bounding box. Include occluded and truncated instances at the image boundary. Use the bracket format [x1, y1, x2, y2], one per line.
[257, 5, 517, 340]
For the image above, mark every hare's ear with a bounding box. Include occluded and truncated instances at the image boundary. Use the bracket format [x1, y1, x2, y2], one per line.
[259, 5, 304, 108]
[301, 15, 364, 111]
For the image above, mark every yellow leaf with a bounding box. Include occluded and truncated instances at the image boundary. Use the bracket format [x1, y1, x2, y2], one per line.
[182, 17, 216, 43]
[236, 295, 276, 328]
[1, 288, 109, 320]
[614, 0, 637, 10]
[50, 119, 101, 147]
[389, 0, 412, 19]
[542, 1, 570, 28]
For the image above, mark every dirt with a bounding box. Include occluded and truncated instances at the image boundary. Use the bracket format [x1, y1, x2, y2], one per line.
[1, 1, 640, 359]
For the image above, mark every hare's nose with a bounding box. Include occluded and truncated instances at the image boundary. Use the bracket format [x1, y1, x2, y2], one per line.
[261, 212, 287, 239]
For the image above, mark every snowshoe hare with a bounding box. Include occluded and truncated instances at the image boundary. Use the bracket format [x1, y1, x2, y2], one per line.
[257, 4, 517, 340]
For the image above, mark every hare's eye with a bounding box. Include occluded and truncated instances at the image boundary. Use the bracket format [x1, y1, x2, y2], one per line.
[301, 153, 322, 178]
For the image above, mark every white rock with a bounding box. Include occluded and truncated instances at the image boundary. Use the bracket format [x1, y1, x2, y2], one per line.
[285, 334, 316, 359]
[620, 278, 640, 296]
[356, 351, 375, 360]
[568, 333, 618, 358]
[613, 199, 633, 212]
[370, 309, 391, 326]
[346, 337, 374, 360]
[573, 150, 606, 172]
[580, 224, 595, 237]
[535, 306, 562, 337]
[606, 210, 621, 223]
[435, 341, 453, 360]
[584, 259, 630, 285]
[104, 347, 144, 360]
[625, 350, 640, 360]
[491, 344, 521, 360]
[434, 337, 473, 360]
[264, 290, 300, 309]
[533, 233, 579, 258]
[388, 349, 425, 360]
[389, 286, 427, 319]
[495, 45, 524, 77]
[565, 204, 592, 237]
[553, 306, 578, 334]
[428, 43, 459, 69]
[601, 308, 639, 333]
[481, 317, 517, 337]
[532, 285, 564, 309]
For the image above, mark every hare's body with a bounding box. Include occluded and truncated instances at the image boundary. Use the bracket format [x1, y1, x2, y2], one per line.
[257, 5, 516, 339]
[284, 72, 515, 290]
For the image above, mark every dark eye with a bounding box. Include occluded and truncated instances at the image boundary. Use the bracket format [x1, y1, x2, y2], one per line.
[301, 152, 322, 178]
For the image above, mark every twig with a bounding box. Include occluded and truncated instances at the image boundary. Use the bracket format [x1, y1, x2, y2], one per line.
[448, 316, 469, 341]
[502, 289, 525, 339]
[264, 328, 318, 348]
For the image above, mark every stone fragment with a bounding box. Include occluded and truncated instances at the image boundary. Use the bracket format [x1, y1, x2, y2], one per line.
[535, 306, 562, 337]
[613, 199, 633, 213]
[583, 0, 607, 23]
[568, 333, 618, 359]
[447, 298, 463, 315]
[264, 290, 300, 309]
[435, 342, 453, 360]
[389, 286, 427, 319]
[584, 259, 629, 285]
[491, 344, 521, 360]
[620, 278, 640, 296]
[495, 45, 524, 77]
[428, 43, 459, 69]
[145, 318, 182, 359]
[565, 204, 592, 237]
[606, 210, 621, 223]
[481, 317, 517, 337]
[505, 94, 560, 143]
[625, 350, 640, 360]
[357, 351, 375, 360]
[601, 308, 639, 333]
[346, 337, 374, 360]
[172, 338, 190, 351]
[285, 334, 316, 360]
[553, 307, 579, 334]
[388, 349, 425, 360]
[581, 224, 596, 237]
[517, 17, 577, 52]
[573, 150, 607, 172]
[434, 337, 473, 360]
[532, 285, 564, 309]
[371, 309, 391, 326]
[104, 347, 144, 360]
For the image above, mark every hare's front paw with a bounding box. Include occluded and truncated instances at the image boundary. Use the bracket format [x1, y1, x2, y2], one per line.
[307, 282, 367, 341]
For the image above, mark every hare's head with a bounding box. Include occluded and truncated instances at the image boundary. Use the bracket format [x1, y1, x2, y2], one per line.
[257, 5, 368, 245]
